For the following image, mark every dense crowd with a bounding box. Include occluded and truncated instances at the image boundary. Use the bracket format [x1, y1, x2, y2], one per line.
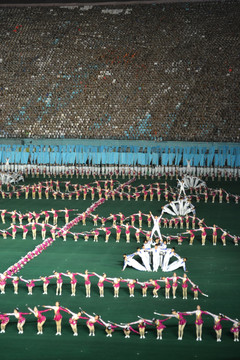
[0, 1, 239, 141]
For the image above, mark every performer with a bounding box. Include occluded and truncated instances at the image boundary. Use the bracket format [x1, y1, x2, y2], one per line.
[149, 279, 161, 298]
[0, 272, 10, 294]
[21, 224, 29, 240]
[114, 225, 122, 243]
[0, 313, 10, 333]
[135, 247, 152, 271]
[43, 302, 68, 335]
[188, 229, 195, 245]
[82, 311, 102, 336]
[40, 221, 47, 240]
[181, 273, 194, 299]
[100, 318, 118, 337]
[137, 211, 143, 227]
[200, 226, 207, 246]
[227, 316, 240, 342]
[221, 232, 227, 246]
[53, 271, 63, 296]
[102, 227, 111, 243]
[94, 273, 107, 297]
[171, 272, 180, 299]
[156, 310, 191, 340]
[185, 305, 209, 341]
[163, 257, 188, 273]
[122, 254, 147, 272]
[125, 279, 137, 297]
[107, 277, 122, 298]
[65, 308, 87, 336]
[137, 281, 150, 297]
[162, 247, 177, 271]
[124, 223, 131, 243]
[31, 220, 37, 240]
[161, 277, 172, 299]
[208, 312, 230, 342]
[137, 319, 151, 339]
[148, 244, 161, 272]
[40, 276, 53, 295]
[177, 179, 186, 198]
[12, 276, 19, 294]
[63, 271, 78, 296]
[20, 277, 40, 295]
[28, 306, 51, 335]
[115, 322, 139, 338]
[78, 270, 95, 298]
[154, 317, 170, 340]
[8, 308, 32, 334]
[150, 212, 162, 240]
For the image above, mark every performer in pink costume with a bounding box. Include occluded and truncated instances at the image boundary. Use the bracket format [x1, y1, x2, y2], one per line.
[43, 302, 68, 335]
[28, 306, 52, 334]
[78, 270, 95, 298]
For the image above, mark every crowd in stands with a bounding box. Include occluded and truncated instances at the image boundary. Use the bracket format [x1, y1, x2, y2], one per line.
[0, 1, 239, 142]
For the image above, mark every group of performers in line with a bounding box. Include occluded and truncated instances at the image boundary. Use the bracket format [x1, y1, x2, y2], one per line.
[0, 207, 238, 246]
[0, 303, 239, 342]
[7, 163, 239, 181]
[0, 176, 238, 204]
[0, 270, 207, 299]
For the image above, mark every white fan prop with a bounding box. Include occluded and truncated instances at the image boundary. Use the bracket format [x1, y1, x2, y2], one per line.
[0, 171, 24, 184]
[181, 175, 206, 190]
[161, 199, 195, 217]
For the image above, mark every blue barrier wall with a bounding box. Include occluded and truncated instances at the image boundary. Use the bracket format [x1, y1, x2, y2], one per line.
[0, 140, 239, 167]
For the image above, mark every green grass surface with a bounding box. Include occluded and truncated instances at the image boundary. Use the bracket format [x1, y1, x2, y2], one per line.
[0, 175, 240, 360]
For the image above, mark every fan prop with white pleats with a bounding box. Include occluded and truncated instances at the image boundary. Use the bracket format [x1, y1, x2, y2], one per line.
[180, 175, 206, 190]
[0, 171, 24, 184]
[161, 199, 195, 217]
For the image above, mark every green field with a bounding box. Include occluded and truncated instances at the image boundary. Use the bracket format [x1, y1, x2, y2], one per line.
[0, 175, 239, 360]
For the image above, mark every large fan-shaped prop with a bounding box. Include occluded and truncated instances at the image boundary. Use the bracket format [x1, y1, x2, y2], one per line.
[161, 199, 195, 217]
[180, 175, 206, 190]
[0, 171, 24, 184]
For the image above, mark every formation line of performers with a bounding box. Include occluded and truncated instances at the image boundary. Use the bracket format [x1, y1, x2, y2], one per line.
[3, 163, 239, 181]
[0, 270, 207, 299]
[0, 176, 238, 204]
[0, 303, 239, 342]
[0, 208, 76, 226]
[2, 207, 238, 245]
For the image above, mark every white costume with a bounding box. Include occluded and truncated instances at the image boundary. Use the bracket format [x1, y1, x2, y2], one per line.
[162, 249, 177, 271]
[177, 179, 187, 198]
[163, 257, 186, 272]
[149, 247, 161, 272]
[150, 214, 162, 240]
[136, 249, 152, 272]
[123, 254, 147, 272]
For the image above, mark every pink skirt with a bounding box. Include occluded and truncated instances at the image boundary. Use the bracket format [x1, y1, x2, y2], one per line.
[54, 314, 62, 321]
[38, 315, 46, 323]
[157, 324, 166, 330]
[69, 318, 77, 326]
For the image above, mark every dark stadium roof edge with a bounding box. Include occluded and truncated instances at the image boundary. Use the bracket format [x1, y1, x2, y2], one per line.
[0, 0, 229, 8]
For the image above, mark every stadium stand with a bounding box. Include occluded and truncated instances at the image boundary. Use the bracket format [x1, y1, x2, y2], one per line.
[0, 1, 239, 141]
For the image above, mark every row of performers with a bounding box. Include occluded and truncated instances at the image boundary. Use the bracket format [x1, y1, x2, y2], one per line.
[5, 164, 239, 180]
[0, 178, 232, 198]
[1, 221, 238, 246]
[0, 271, 206, 299]
[0, 182, 238, 203]
[0, 303, 239, 342]
[0, 209, 203, 227]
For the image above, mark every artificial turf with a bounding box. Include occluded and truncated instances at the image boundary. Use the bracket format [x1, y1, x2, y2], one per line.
[0, 175, 239, 360]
